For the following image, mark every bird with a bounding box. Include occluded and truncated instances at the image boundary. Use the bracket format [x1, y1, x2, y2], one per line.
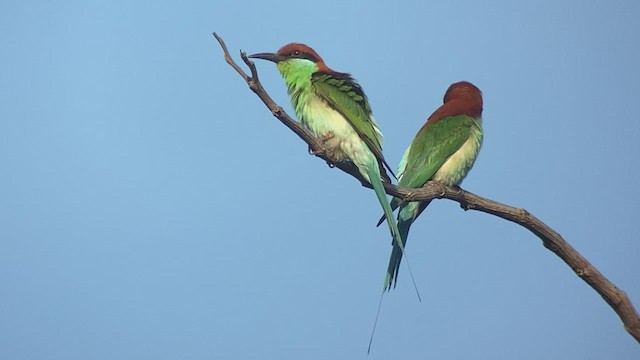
[379, 81, 484, 291]
[249, 43, 406, 257]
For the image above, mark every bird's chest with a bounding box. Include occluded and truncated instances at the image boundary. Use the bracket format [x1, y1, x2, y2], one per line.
[432, 134, 482, 185]
[296, 95, 365, 161]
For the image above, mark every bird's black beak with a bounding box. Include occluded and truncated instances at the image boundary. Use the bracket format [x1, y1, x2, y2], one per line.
[248, 52, 285, 63]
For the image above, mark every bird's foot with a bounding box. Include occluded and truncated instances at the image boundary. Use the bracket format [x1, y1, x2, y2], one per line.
[320, 131, 335, 144]
[309, 132, 335, 157]
[320, 132, 338, 153]
[308, 145, 322, 156]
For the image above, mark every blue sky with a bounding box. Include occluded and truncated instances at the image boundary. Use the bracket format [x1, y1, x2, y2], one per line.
[1, 1, 639, 359]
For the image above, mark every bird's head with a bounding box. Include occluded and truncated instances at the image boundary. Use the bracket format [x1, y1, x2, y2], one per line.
[250, 43, 333, 76]
[424, 81, 484, 125]
[443, 81, 483, 110]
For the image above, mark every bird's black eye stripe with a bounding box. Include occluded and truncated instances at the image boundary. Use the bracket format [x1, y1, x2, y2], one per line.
[289, 50, 317, 62]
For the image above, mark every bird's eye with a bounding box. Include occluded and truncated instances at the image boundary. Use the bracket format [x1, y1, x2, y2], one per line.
[293, 50, 300, 56]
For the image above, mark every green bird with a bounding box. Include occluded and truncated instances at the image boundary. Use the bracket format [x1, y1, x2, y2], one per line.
[379, 81, 484, 291]
[249, 43, 405, 255]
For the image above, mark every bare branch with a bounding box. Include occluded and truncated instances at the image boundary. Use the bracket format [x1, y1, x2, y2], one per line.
[212, 33, 640, 344]
[393, 182, 640, 343]
[213, 32, 249, 81]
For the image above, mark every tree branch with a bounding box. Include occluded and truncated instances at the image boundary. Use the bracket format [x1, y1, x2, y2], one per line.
[212, 32, 640, 344]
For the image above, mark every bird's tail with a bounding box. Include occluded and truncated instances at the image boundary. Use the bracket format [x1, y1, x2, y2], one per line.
[367, 164, 423, 353]
[376, 197, 400, 227]
[365, 162, 420, 292]
[366, 163, 402, 251]
[384, 211, 411, 291]
[364, 161, 421, 297]
[384, 199, 432, 290]
[367, 202, 424, 353]
[383, 202, 416, 291]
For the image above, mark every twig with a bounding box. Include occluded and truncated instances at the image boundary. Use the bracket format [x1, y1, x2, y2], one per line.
[211, 32, 640, 344]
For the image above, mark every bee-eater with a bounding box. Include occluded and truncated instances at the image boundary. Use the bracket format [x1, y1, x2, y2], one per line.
[380, 81, 484, 291]
[249, 43, 404, 254]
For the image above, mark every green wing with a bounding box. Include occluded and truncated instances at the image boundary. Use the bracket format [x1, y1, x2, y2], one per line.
[398, 115, 480, 188]
[311, 72, 395, 177]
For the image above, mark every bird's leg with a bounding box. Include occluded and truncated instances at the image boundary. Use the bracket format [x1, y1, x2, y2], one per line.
[320, 131, 337, 160]
[308, 132, 335, 157]
[319, 131, 335, 146]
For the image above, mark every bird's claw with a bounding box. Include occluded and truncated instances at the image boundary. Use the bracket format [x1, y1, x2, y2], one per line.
[320, 132, 335, 144]
[308, 145, 326, 157]
[309, 132, 335, 157]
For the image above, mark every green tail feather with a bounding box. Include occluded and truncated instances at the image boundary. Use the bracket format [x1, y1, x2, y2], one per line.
[367, 159, 422, 353]
[366, 164, 402, 251]
[365, 162, 421, 296]
[369, 206, 421, 355]
[368, 163, 423, 353]
[364, 162, 420, 293]
[366, 162, 401, 355]
[384, 203, 416, 291]
[383, 199, 432, 290]
[375, 197, 400, 227]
